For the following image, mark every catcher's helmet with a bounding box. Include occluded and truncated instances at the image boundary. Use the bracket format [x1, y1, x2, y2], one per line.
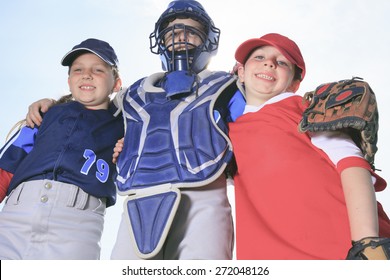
[150, 0, 220, 73]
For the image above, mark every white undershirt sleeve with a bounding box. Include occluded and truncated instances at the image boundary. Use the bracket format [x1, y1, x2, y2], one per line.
[310, 131, 363, 166]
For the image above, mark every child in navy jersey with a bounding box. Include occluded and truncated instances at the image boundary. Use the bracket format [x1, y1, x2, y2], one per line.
[0, 38, 124, 259]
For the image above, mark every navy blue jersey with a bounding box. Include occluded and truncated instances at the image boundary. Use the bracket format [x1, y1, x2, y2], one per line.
[0, 101, 124, 207]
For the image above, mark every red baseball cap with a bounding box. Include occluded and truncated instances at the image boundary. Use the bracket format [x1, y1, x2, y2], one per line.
[235, 33, 306, 80]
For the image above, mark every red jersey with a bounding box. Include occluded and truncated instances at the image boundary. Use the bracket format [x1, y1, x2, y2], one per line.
[229, 95, 389, 259]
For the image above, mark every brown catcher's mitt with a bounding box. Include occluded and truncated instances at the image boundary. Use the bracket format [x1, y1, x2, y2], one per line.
[346, 237, 390, 260]
[298, 77, 378, 169]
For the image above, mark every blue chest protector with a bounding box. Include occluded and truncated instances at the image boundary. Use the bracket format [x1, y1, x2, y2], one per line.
[115, 70, 237, 258]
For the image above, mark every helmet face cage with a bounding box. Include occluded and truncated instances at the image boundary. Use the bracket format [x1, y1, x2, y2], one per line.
[154, 23, 207, 72]
[150, 0, 220, 73]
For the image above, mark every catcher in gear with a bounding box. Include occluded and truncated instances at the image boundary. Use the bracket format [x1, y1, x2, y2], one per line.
[228, 33, 390, 259]
[110, 0, 236, 259]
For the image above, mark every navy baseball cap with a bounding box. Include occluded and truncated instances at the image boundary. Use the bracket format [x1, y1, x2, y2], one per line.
[61, 38, 119, 67]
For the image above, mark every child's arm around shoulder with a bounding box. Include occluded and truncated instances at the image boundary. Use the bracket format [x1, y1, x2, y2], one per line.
[26, 98, 56, 127]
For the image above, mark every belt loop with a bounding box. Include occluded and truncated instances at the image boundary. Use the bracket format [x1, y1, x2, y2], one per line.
[66, 185, 78, 207]
[75, 189, 88, 210]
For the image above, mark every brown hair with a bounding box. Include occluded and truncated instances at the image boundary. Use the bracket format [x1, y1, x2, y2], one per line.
[293, 66, 303, 81]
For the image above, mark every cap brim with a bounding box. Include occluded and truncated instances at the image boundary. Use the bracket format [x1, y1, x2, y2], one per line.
[61, 48, 115, 66]
[235, 38, 297, 66]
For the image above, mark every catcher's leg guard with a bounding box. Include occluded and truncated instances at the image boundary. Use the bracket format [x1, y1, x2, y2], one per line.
[123, 187, 181, 259]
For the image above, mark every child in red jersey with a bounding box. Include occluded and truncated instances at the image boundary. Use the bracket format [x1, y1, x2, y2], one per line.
[228, 33, 390, 259]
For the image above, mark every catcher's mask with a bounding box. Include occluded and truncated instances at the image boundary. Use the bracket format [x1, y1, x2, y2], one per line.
[150, 0, 220, 73]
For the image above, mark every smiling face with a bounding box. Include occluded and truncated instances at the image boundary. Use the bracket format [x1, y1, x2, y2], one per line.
[68, 53, 121, 110]
[238, 45, 300, 106]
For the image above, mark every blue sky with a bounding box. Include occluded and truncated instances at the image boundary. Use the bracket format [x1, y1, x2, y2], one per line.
[1, 0, 390, 260]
